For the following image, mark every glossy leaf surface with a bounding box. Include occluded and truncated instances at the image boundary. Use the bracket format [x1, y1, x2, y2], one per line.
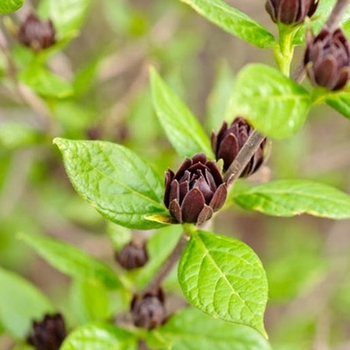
[0, 0, 24, 14]
[54, 138, 167, 229]
[233, 180, 350, 218]
[148, 308, 271, 350]
[181, 0, 276, 48]
[230, 64, 311, 139]
[178, 230, 268, 337]
[151, 68, 213, 159]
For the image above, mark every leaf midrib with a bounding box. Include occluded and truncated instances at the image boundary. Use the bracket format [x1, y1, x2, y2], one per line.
[194, 233, 256, 319]
[63, 143, 164, 209]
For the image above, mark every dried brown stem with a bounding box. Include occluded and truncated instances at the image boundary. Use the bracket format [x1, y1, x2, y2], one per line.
[325, 0, 350, 31]
[223, 130, 266, 186]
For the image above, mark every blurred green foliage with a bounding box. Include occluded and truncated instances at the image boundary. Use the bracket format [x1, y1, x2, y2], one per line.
[1, 0, 350, 349]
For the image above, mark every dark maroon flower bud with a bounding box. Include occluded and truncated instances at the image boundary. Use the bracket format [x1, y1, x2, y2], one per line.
[131, 289, 166, 330]
[211, 118, 266, 176]
[27, 313, 66, 350]
[265, 0, 319, 25]
[304, 28, 350, 91]
[18, 14, 56, 51]
[115, 241, 149, 270]
[164, 153, 227, 225]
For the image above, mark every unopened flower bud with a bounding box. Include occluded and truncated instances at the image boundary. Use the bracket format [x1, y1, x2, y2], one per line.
[164, 153, 227, 225]
[27, 313, 66, 350]
[131, 289, 166, 330]
[115, 241, 149, 270]
[211, 118, 266, 176]
[18, 14, 56, 51]
[265, 0, 319, 25]
[304, 28, 350, 91]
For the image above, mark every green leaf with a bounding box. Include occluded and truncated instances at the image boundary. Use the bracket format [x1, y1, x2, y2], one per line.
[326, 90, 350, 119]
[148, 308, 271, 350]
[206, 62, 235, 132]
[181, 0, 276, 48]
[53, 138, 167, 229]
[0, 0, 24, 14]
[233, 180, 350, 219]
[150, 68, 213, 159]
[19, 233, 122, 289]
[69, 280, 111, 323]
[0, 122, 42, 149]
[37, 0, 93, 39]
[61, 323, 137, 350]
[0, 267, 54, 338]
[178, 230, 268, 337]
[18, 66, 73, 98]
[229, 64, 311, 139]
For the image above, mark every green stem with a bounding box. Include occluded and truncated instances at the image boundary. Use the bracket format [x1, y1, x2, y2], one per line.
[274, 24, 298, 76]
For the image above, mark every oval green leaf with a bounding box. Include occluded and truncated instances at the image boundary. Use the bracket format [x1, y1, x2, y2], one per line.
[181, 0, 276, 48]
[233, 179, 350, 218]
[147, 308, 271, 350]
[53, 138, 167, 229]
[0, 267, 54, 338]
[178, 230, 268, 337]
[0, 0, 24, 14]
[229, 64, 311, 139]
[150, 68, 213, 159]
[61, 323, 137, 350]
[19, 233, 122, 289]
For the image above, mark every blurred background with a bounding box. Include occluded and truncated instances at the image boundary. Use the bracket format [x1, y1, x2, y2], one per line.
[1, 0, 350, 349]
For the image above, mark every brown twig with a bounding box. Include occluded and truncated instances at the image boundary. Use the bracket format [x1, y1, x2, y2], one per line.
[144, 233, 189, 293]
[325, 0, 350, 31]
[223, 130, 266, 186]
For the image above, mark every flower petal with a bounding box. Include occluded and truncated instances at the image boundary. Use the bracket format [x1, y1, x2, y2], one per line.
[169, 180, 180, 205]
[197, 205, 213, 226]
[217, 133, 239, 172]
[209, 183, 227, 211]
[174, 158, 192, 180]
[193, 174, 213, 203]
[181, 188, 205, 223]
[169, 199, 182, 223]
[163, 170, 174, 207]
